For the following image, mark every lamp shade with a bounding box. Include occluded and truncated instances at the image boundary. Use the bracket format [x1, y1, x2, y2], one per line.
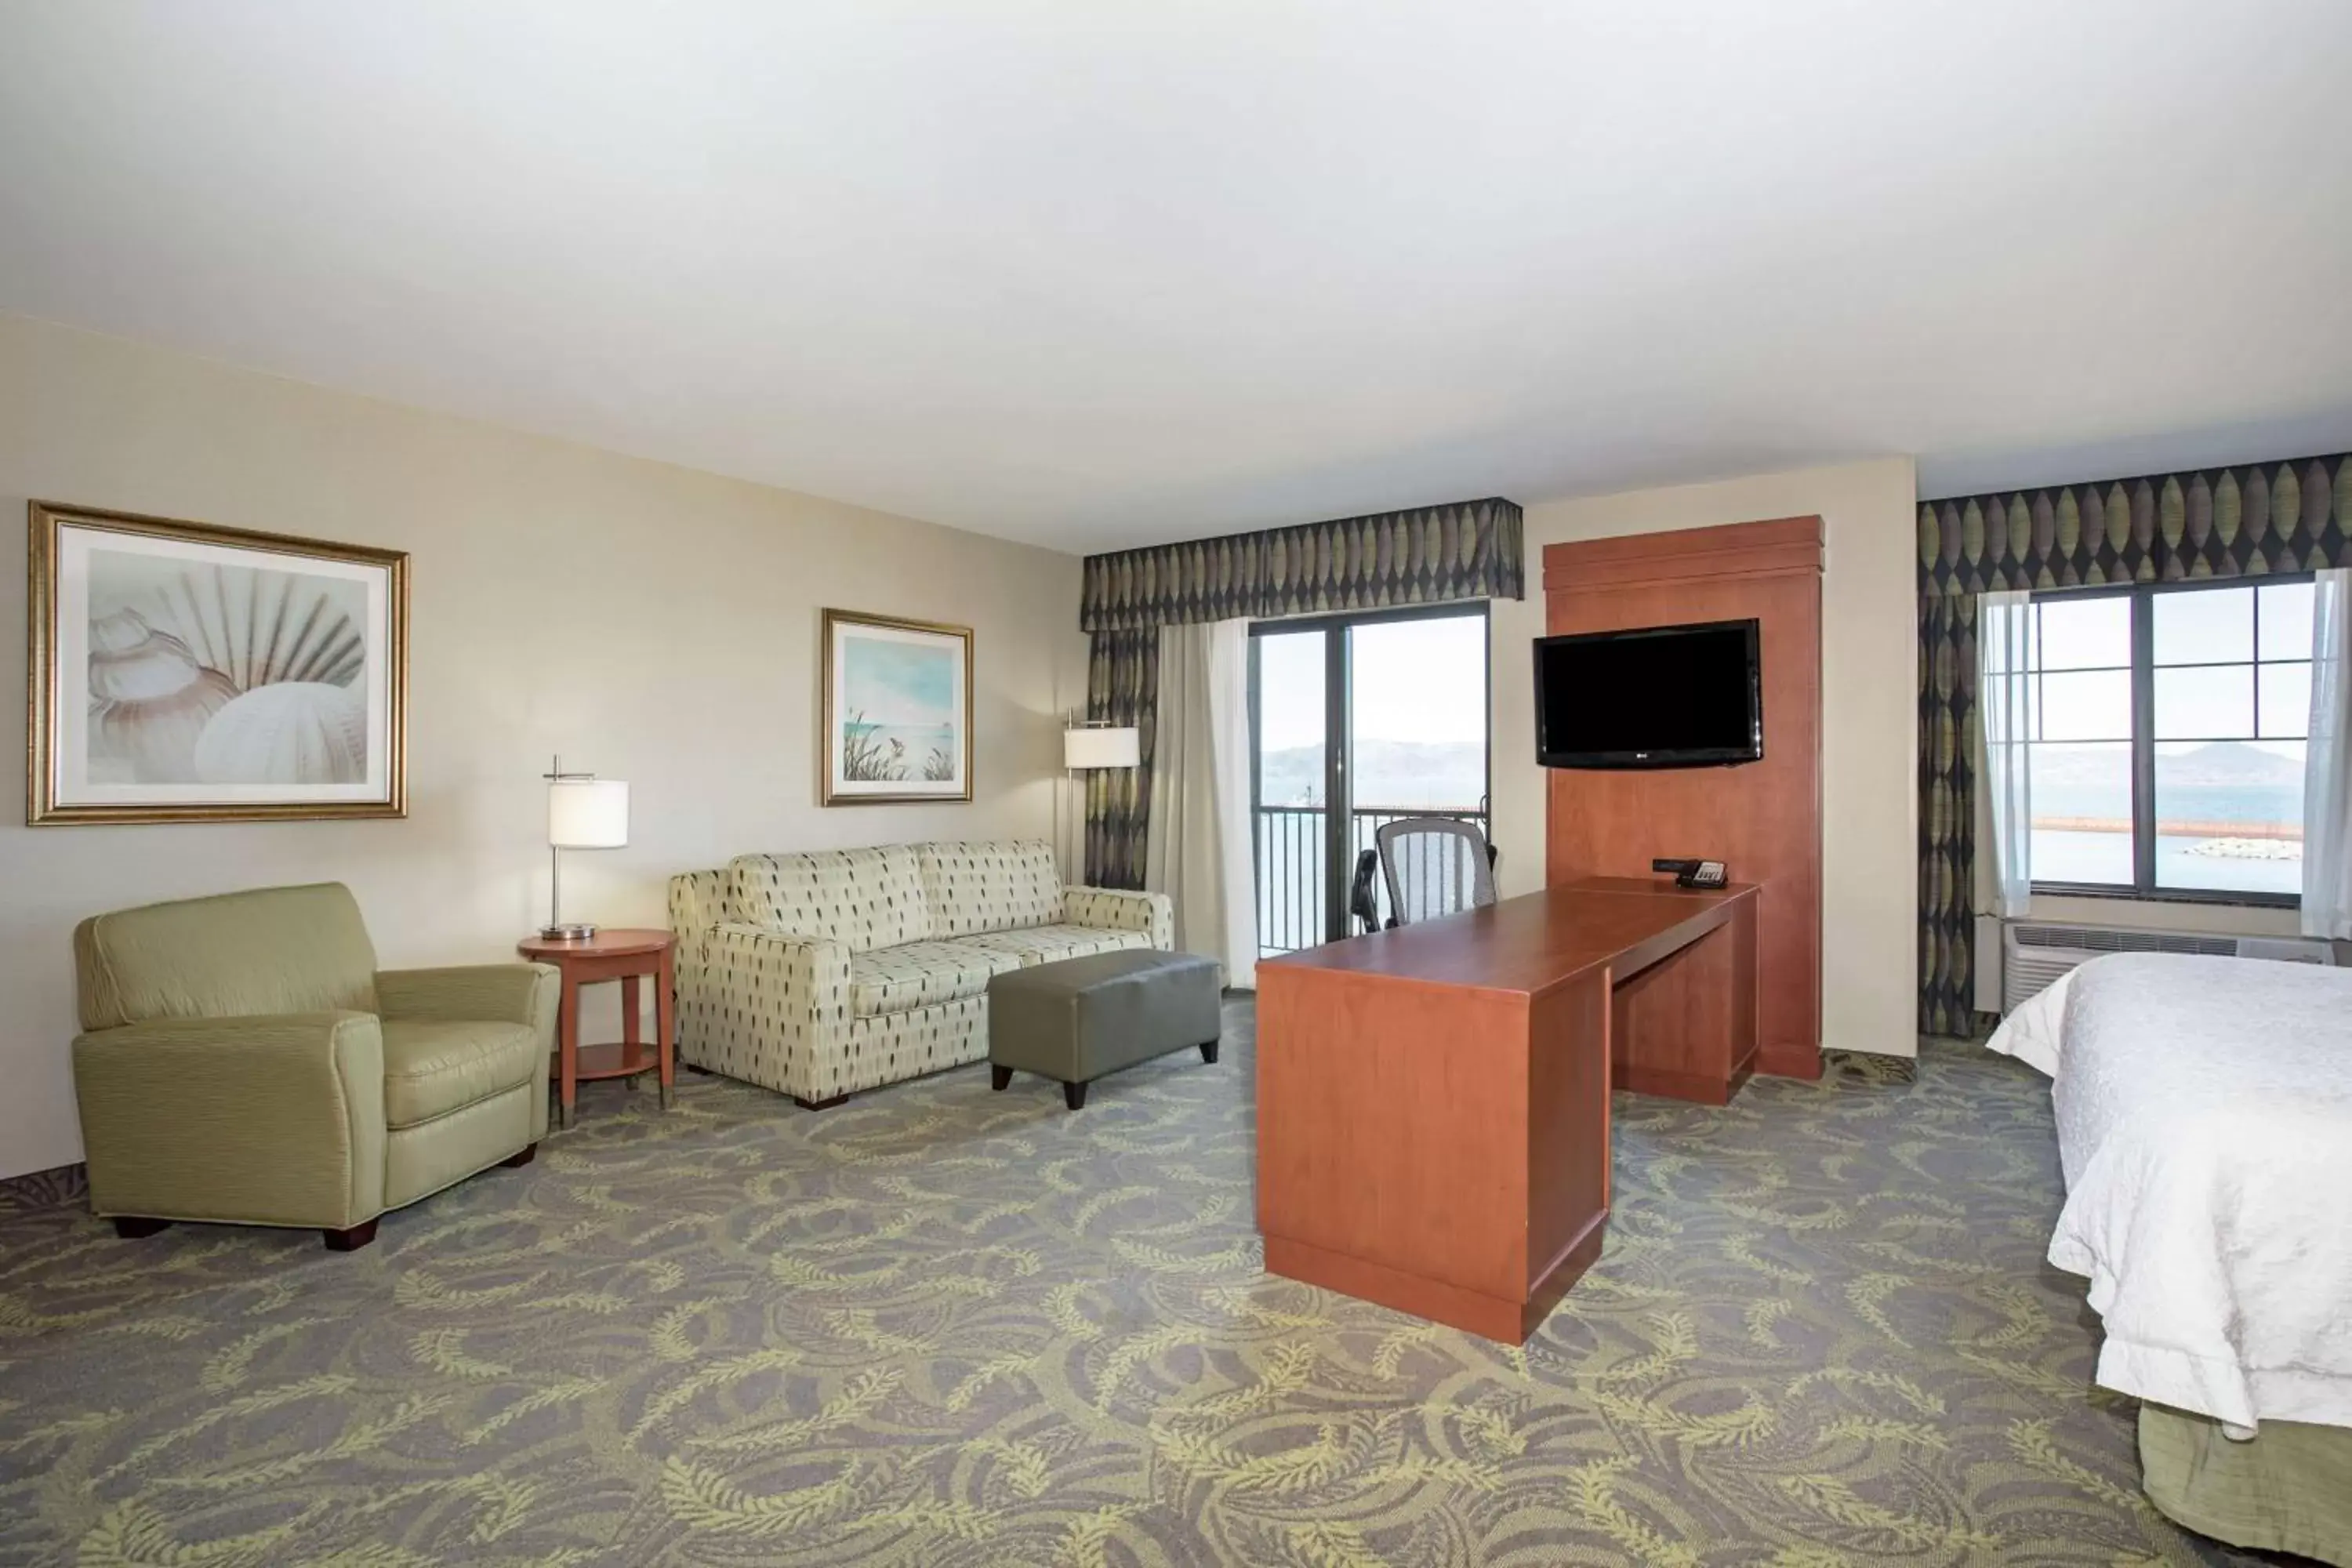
[548, 778, 629, 848]
[1063, 726, 1140, 770]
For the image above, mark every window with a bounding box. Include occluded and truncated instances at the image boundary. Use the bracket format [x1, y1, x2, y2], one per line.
[1250, 604, 1490, 953]
[2024, 579, 2313, 903]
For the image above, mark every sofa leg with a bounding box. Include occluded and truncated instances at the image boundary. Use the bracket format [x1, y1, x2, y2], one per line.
[323, 1219, 379, 1251]
[1064, 1080, 1088, 1111]
[1200, 1040, 1221, 1065]
[990, 1064, 1013, 1091]
[793, 1093, 848, 1112]
[112, 1216, 172, 1239]
[500, 1143, 537, 1167]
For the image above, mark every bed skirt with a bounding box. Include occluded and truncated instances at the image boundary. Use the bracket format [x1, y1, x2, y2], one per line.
[2140, 1403, 2352, 1566]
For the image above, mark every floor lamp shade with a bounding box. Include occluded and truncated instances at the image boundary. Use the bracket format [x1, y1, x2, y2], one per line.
[549, 779, 629, 848]
[1064, 726, 1140, 770]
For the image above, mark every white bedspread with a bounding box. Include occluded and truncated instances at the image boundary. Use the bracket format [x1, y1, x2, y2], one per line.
[1987, 953, 2352, 1432]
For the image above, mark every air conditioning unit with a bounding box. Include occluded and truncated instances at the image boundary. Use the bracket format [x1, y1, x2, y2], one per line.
[2000, 922, 2336, 1014]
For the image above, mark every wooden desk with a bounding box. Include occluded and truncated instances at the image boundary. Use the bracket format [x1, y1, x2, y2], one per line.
[1255, 877, 1759, 1343]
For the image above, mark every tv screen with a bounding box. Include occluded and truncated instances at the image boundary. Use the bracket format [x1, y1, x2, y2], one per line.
[1535, 619, 1762, 768]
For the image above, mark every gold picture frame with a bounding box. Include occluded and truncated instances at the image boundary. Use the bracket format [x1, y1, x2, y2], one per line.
[27, 501, 409, 825]
[819, 608, 974, 805]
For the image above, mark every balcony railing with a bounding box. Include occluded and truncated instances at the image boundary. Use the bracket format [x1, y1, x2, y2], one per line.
[1255, 804, 1489, 956]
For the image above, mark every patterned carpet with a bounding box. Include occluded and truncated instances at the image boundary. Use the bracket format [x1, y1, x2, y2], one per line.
[0, 1001, 2258, 1566]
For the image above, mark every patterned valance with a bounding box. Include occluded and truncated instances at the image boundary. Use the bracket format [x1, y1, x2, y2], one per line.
[1080, 496, 1523, 633]
[1920, 453, 2352, 599]
[1917, 449, 2352, 1038]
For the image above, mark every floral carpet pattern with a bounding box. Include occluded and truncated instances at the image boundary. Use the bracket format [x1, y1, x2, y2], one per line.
[0, 1004, 2253, 1566]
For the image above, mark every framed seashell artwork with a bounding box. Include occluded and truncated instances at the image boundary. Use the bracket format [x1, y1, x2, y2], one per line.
[27, 501, 408, 824]
[820, 608, 974, 804]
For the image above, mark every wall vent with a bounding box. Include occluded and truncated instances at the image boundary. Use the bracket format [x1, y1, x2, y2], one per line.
[2001, 922, 2335, 1014]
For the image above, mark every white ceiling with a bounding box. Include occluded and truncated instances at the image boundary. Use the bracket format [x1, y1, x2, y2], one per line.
[3, 2, 2349, 554]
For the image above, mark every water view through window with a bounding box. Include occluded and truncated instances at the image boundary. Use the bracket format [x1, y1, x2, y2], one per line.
[2026, 582, 2310, 898]
[1253, 610, 1489, 952]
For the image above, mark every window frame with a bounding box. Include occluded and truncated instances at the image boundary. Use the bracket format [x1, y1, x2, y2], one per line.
[1247, 600, 1494, 946]
[2024, 574, 2312, 909]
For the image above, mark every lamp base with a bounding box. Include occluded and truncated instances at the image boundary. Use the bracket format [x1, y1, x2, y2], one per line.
[539, 921, 599, 942]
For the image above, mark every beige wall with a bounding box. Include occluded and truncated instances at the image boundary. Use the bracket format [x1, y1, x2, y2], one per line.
[0, 314, 1087, 1178]
[1490, 458, 1922, 1059]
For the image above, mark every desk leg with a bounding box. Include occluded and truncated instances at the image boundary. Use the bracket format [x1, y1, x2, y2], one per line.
[557, 975, 580, 1130]
[656, 949, 677, 1110]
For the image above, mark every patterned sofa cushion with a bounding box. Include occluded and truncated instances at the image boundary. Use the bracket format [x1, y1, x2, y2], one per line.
[917, 840, 1065, 938]
[848, 941, 1018, 1018]
[728, 847, 931, 954]
[955, 924, 1152, 967]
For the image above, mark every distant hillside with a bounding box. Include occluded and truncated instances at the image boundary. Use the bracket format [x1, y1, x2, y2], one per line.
[2034, 740, 2299, 787]
[1260, 740, 1486, 811]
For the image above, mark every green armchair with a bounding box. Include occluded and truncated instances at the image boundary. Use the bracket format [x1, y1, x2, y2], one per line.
[71, 882, 559, 1250]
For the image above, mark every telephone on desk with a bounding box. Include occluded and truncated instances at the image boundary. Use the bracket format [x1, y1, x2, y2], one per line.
[1652, 858, 1728, 890]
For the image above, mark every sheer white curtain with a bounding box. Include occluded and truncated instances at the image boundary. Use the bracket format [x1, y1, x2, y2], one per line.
[2303, 568, 2352, 939]
[1978, 590, 2035, 919]
[1145, 621, 1259, 988]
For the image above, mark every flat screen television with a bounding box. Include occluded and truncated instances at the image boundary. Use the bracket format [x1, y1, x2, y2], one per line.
[1535, 618, 1762, 769]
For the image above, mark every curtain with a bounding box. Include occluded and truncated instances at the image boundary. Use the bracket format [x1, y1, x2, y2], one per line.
[1977, 591, 2034, 918]
[1081, 494, 1523, 889]
[1082, 630, 1157, 890]
[2304, 568, 2352, 939]
[1081, 498, 1522, 633]
[1918, 451, 2352, 1034]
[1144, 622, 1259, 986]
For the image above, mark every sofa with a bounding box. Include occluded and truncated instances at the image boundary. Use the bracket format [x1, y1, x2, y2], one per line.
[71, 882, 559, 1250]
[669, 840, 1171, 1107]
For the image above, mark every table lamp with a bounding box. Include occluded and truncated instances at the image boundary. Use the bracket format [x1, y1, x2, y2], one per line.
[543, 754, 629, 940]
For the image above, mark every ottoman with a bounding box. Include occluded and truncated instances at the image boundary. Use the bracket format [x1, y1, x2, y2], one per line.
[987, 949, 1223, 1109]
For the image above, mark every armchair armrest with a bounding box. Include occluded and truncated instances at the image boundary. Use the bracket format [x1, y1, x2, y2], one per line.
[1065, 886, 1174, 949]
[72, 1012, 387, 1228]
[378, 964, 559, 1034]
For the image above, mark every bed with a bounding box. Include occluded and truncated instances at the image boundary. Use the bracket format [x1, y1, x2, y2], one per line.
[1988, 952, 2352, 1565]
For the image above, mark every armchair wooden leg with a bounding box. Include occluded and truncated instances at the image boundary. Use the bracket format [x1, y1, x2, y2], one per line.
[1200, 1040, 1221, 1064]
[111, 1216, 171, 1239]
[793, 1093, 848, 1111]
[1064, 1080, 1088, 1111]
[990, 1064, 1013, 1091]
[323, 1219, 379, 1251]
[500, 1143, 537, 1167]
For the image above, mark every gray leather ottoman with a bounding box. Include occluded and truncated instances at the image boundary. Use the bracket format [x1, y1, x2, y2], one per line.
[987, 949, 1222, 1109]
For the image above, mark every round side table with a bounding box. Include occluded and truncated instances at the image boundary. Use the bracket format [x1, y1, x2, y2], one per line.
[517, 928, 676, 1129]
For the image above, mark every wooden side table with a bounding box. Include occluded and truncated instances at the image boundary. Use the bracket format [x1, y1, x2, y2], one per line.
[516, 928, 676, 1129]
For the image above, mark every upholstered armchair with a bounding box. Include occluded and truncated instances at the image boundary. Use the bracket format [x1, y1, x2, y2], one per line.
[71, 883, 558, 1250]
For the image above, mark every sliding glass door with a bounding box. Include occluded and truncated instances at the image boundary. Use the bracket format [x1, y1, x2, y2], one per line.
[1250, 604, 1490, 954]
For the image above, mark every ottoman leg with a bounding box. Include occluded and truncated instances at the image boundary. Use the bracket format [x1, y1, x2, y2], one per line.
[991, 1064, 1013, 1091]
[1064, 1080, 1087, 1111]
[1200, 1040, 1220, 1064]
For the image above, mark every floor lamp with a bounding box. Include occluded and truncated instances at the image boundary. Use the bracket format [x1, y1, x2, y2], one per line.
[1060, 720, 1139, 884]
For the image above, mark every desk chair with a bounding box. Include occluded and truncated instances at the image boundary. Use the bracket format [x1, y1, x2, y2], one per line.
[1349, 817, 1499, 932]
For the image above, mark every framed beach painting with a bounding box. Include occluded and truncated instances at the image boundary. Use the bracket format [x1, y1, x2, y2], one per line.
[820, 608, 973, 804]
[27, 502, 408, 825]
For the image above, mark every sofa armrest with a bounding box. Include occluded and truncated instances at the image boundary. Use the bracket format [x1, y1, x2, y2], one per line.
[691, 925, 854, 1099]
[1065, 886, 1174, 949]
[72, 1011, 387, 1228]
[710, 924, 852, 1002]
[378, 964, 559, 1032]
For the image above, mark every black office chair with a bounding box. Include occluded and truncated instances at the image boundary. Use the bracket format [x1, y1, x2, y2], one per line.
[1352, 818, 1499, 931]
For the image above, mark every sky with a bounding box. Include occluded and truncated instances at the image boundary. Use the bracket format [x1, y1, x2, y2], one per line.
[1256, 612, 1488, 751]
[2031, 582, 2313, 760]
